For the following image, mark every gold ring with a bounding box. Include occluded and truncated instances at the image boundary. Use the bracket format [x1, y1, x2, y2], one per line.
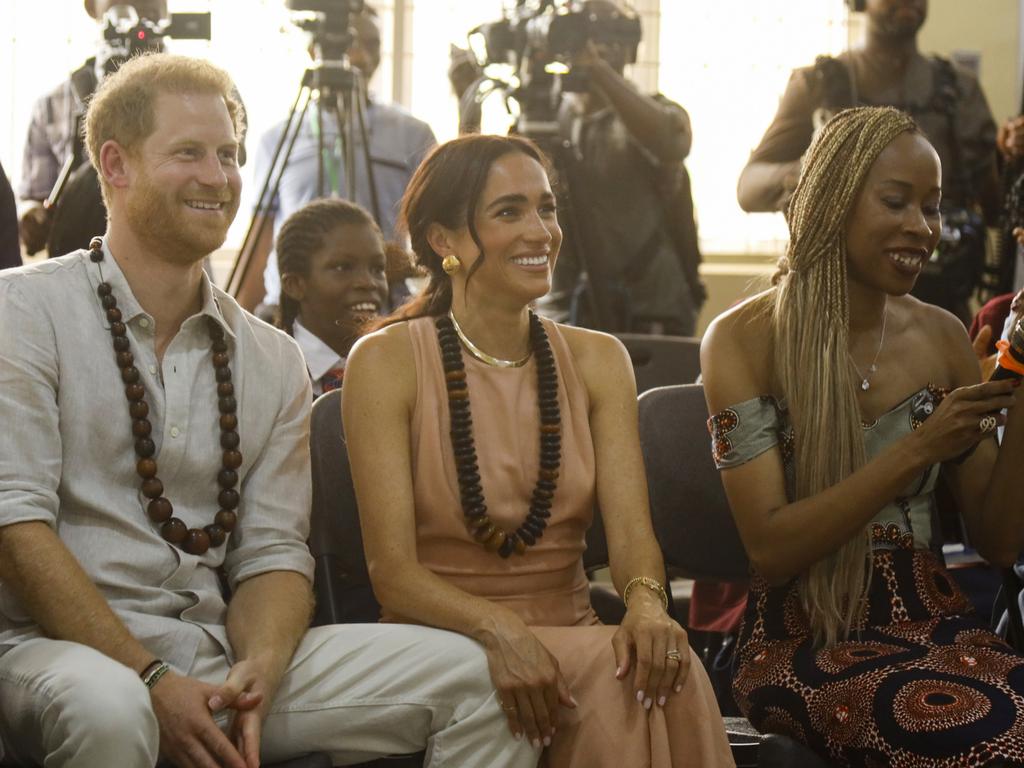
[979, 415, 998, 434]
[501, 703, 517, 712]
[665, 649, 683, 662]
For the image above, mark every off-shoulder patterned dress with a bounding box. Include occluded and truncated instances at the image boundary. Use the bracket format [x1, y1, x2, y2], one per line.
[708, 386, 1024, 767]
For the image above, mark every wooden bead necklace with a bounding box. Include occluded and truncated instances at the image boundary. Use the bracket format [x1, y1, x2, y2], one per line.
[435, 311, 561, 558]
[89, 237, 241, 556]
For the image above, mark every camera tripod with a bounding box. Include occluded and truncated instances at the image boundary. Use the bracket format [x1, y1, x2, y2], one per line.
[226, 58, 381, 299]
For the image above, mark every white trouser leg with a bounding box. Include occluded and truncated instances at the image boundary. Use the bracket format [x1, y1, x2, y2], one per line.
[0, 638, 159, 768]
[189, 624, 540, 768]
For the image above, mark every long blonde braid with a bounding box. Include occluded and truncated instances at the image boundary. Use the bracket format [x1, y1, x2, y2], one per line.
[771, 106, 920, 647]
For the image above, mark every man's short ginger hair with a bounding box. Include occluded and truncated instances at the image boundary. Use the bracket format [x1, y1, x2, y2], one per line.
[84, 53, 244, 197]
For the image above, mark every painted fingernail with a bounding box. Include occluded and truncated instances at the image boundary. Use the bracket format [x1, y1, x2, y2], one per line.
[644, 697, 652, 710]
[570, 696, 579, 707]
[208, 696, 223, 710]
[636, 690, 644, 703]
[615, 666, 623, 678]
[658, 696, 667, 707]
[543, 736, 551, 747]
[675, 684, 683, 693]
[532, 738, 542, 749]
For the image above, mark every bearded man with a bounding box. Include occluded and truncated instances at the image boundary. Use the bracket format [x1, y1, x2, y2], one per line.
[0, 53, 538, 768]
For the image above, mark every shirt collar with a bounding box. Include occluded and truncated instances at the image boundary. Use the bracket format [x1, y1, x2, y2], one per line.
[85, 239, 235, 340]
[292, 319, 344, 381]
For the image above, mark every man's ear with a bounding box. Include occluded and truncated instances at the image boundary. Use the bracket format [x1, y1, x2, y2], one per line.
[425, 222, 458, 261]
[281, 273, 307, 303]
[99, 140, 134, 193]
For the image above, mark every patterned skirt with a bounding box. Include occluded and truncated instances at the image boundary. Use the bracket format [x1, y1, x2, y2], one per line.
[734, 548, 1024, 767]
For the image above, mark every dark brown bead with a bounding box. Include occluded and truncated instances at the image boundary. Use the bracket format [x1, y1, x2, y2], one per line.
[217, 469, 238, 488]
[217, 382, 234, 397]
[220, 413, 238, 431]
[498, 536, 514, 558]
[204, 524, 226, 547]
[222, 449, 243, 469]
[540, 423, 560, 434]
[212, 339, 228, 354]
[539, 468, 559, 480]
[107, 307, 123, 324]
[116, 351, 134, 368]
[459, 471, 481, 486]
[212, 352, 229, 368]
[466, 504, 487, 517]
[484, 528, 507, 552]
[473, 522, 495, 542]
[137, 458, 158, 479]
[540, 459, 560, 470]
[125, 383, 145, 401]
[110, 321, 127, 337]
[215, 367, 232, 383]
[518, 528, 536, 546]
[220, 431, 240, 450]
[130, 401, 149, 420]
[97, 282, 112, 296]
[208, 320, 225, 340]
[215, 509, 237, 532]
[161, 518, 188, 544]
[142, 478, 164, 499]
[445, 370, 466, 381]
[132, 419, 151, 438]
[121, 367, 140, 384]
[147, 497, 173, 523]
[448, 389, 469, 401]
[135, 438, 156, 457]
[218, 488, 240, 510]
[112, 336, 130, 352]
[468, 515, 492, 531]
[537, 480, 556, 492]
[218, 396, 237, 414]
[182, 528, 211, 556]
[534, 488, 553, 501]
[101, 294, 117, 310]
[514, 536, 527, 555]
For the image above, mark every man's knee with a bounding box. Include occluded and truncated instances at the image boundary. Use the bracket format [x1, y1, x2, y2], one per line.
[3, 643, 160, 764]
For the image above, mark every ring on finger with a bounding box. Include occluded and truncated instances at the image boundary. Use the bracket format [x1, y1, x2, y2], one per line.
[665, 649, 682, 663]
[979, 415, 998, 434]
[501, 701, 518, 712]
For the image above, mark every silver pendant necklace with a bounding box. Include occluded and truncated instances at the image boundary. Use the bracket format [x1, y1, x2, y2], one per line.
[849, 300, 887, 391]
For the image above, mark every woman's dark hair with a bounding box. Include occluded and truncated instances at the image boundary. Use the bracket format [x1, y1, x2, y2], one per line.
[372, 134, 550, 329]
[275, 197, 383, 336]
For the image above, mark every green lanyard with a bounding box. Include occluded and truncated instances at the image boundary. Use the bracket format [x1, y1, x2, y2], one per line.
[309, 107, 343, 196]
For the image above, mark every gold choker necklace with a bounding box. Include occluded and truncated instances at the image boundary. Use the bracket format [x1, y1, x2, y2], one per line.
[447, 311, 531, 368]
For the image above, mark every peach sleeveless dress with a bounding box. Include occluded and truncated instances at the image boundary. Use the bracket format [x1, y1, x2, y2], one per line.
[384, 316, 733, 768]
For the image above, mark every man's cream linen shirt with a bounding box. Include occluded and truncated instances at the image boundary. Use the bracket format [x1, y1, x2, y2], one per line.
[0, 243, 315, 672]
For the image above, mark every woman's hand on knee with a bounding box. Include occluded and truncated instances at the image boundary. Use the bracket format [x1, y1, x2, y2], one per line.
[480, 618, 576, 747]
[612, 597, 691, 710]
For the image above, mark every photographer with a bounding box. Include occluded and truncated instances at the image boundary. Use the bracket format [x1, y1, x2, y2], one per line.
[736, 0, 1013, 323]
[17, 0, 168, 257]
[539, 0, 704, 337]
[241, 2, 436, 314]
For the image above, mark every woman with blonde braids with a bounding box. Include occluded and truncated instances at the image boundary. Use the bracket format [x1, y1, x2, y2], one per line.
[703, 105, 1024, 766]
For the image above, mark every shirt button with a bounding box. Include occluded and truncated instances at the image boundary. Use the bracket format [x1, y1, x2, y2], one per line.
[148, 365, 158, 375]
[170, 427, 181, 438]
[139, 318, 151, 329]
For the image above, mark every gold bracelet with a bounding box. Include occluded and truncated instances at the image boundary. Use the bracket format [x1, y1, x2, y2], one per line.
[623, 576, 668, 612]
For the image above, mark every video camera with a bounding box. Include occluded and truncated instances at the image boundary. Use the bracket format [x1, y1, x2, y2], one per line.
[287, 0, 365, 62]
[99, 5, 211, 72]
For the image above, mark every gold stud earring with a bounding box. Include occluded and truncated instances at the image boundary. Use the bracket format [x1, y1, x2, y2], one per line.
[442, 254, 462, 275]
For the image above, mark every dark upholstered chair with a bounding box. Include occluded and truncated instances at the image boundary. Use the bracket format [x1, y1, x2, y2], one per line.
[616, 334, 702, 394]
[637, 384, 833, 768]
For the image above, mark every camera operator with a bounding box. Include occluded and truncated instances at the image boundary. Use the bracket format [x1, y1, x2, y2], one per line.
[240, 3, 437, 315]
[736, 0, 1018, 323]
[16, 0, 168, 257]
[539, 0, 705, 337]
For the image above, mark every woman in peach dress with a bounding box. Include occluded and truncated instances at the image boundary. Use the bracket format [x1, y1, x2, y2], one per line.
[343, 134, 733, 767]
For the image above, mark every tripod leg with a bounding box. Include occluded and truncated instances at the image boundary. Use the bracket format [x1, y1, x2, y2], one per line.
[353, 79, 382, 226]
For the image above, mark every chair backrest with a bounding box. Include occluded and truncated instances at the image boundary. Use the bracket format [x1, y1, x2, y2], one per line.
[308, 389, 380, 625]
[616, 334, 701, 394]
[638, 383, 749, 581]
